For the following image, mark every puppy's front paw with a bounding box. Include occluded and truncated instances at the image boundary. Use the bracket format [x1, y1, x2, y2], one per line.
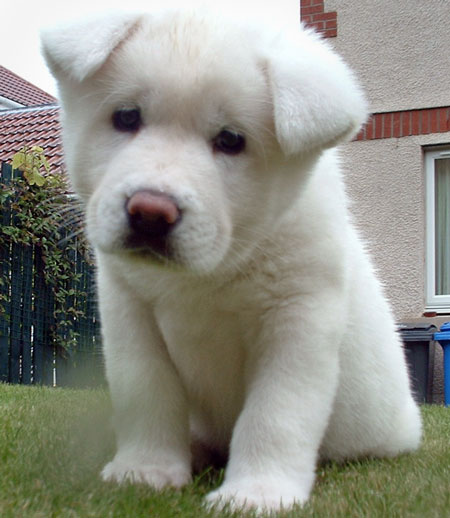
[101, 458, 191, 489]
[205, 479, 308, 514]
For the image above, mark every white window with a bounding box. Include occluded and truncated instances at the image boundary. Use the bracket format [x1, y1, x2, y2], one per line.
[426, 147, 450, 311]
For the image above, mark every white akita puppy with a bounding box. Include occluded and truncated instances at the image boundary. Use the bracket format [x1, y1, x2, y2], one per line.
[41, 6, 421, 513]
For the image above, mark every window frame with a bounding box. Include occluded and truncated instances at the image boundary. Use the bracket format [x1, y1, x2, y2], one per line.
[425, 147, 450, 311]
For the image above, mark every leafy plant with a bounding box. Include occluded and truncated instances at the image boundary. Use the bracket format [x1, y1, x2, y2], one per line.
[11, 145, 49, 186]
[0, 147, 94, 354]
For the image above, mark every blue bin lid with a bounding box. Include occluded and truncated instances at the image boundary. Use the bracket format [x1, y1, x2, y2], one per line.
[434, 322, 450, 341]
[397, 323, 437, 341]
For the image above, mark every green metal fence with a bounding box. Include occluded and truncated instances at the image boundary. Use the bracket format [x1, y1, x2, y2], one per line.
[0, 162, 103, 387]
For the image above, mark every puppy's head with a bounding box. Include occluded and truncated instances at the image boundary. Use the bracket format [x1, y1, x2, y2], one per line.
[42, 8, 366, 275]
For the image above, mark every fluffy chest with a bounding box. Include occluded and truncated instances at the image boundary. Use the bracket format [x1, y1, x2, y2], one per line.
[153, 291, 252, 441]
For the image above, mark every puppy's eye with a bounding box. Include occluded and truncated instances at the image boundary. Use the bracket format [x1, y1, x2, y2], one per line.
[213, 129, 246, 155]
[112, 107, 142, 132]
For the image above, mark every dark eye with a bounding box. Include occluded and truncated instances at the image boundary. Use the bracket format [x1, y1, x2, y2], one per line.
[112, 107, 142, 132]
[213, 129, 246, 155]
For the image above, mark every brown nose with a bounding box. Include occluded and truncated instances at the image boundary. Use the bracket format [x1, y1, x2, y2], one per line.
[125, 190, 181, 254]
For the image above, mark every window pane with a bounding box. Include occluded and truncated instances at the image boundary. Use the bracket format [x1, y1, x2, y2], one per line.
[435, 157, 450, 295]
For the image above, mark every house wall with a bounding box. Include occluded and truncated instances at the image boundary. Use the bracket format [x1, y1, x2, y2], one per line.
[341, 133, 450, 320]
[316, 0, 450, 320]
[305, 0, 450, 403]
[325, 0, 450, 113]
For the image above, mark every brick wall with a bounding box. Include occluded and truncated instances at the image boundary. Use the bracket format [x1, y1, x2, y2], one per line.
[299, 2, 450, 141]
[300, 0, 337, 38]
[356, 107, 450, 141]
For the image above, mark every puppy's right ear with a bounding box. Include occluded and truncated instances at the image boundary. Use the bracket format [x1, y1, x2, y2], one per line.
[41, 11, 142, 83]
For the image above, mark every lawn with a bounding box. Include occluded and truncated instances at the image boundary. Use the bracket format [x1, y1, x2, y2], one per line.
[0, 384, 448, 518]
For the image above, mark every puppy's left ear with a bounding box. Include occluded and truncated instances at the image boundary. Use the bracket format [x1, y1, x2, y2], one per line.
[268, 29, 367, 155]
[41, 11, 142, 83]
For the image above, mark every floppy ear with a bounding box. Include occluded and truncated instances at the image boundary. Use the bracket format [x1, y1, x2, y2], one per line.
[268, 29, 368, 155]
[41, 11, 142, 83]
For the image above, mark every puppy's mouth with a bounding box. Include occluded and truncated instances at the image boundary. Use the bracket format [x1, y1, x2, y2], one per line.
[123, 235, 176, 263]
[125, 223, 174, 257]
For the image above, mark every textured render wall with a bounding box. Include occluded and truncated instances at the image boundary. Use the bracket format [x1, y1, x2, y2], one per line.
[313, 0, 449, 402]
[325, 0, 450, 113]
[318, 0, 450, 320]
[340, 132, 450, 321]
[340, 134, 450, 403]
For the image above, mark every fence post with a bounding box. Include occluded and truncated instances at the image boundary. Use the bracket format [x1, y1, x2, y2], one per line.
[33, 244, 56, 385]
[0, 163, 13, 382]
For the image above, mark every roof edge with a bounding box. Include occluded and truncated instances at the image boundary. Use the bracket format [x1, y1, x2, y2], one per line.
[0, 65, 57, 106]
[0, 95, 24, 110]
[0, 103, 59, 115]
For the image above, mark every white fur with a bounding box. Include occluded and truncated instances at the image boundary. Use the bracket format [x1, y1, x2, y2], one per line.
[42, 7, 421, 513]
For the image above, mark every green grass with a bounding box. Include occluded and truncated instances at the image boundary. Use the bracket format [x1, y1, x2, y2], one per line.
[0, 384, 449, 518]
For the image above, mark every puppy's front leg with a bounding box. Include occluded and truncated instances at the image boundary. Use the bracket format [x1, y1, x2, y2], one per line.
[207, 302, 342, 512]
[99, 274, 191, 489]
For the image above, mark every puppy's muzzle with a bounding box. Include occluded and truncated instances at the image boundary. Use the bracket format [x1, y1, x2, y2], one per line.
[125, 190, 181, 256]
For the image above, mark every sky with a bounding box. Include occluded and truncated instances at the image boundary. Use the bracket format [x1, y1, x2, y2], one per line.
[1, 0, 299, 98]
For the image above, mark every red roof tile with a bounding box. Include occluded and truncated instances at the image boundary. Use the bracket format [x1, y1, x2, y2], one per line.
[0, 105, 64, 170]
[0, 65, 56, 107]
